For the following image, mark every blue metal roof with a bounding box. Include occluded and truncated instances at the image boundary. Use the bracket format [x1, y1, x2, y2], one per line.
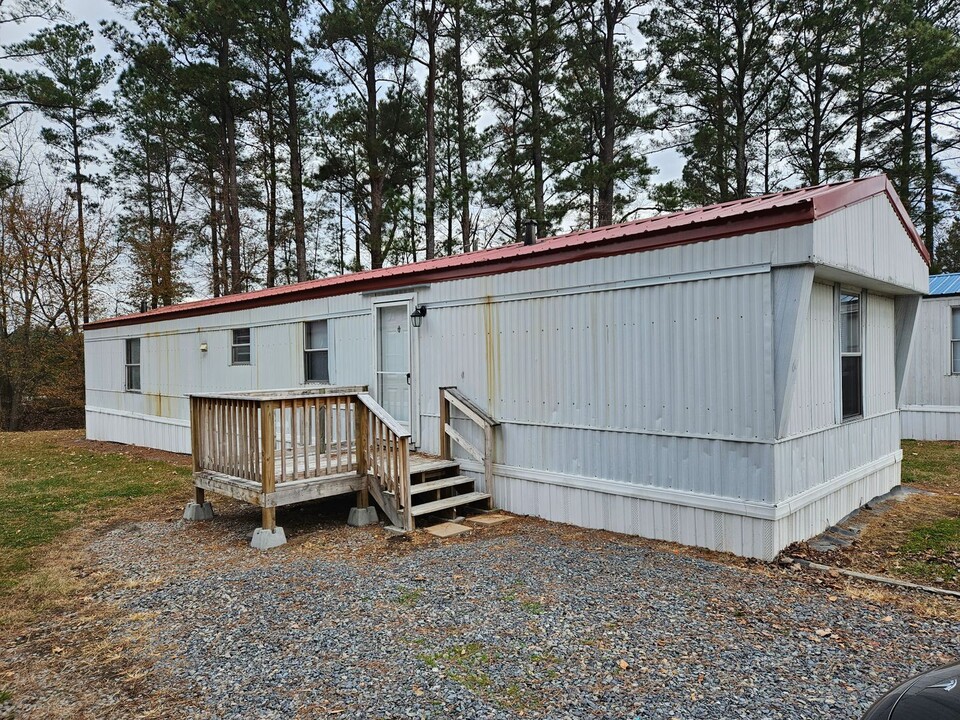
[929, 273, 960, 295]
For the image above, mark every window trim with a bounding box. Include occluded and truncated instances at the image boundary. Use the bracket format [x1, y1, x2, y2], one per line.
[304, 320, 330, 384]
[125, 338, 141, 393]
[839, 288, 863, 422]
[231, 327, 252, 366]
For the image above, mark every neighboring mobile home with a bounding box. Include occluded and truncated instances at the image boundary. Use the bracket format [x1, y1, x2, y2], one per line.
[901, 273, 960, 440]
[84, 175, 928, 559]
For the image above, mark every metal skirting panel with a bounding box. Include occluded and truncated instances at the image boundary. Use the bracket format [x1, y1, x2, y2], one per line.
[488, 470, 777, 560]
[471, 453, 899, 560]
[901, 407, 960, 440]
[773, 459, 901, 552]
[86, 408, 190, 455]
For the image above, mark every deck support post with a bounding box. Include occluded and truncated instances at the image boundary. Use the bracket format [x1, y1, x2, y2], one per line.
[183, 497, 214, 521]
[252, 401, 286, 549]
[347, 505, 378, 526]
[185, 398, 214, 521]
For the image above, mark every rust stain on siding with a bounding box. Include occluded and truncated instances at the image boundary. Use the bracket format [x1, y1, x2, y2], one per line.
[482, 296, 500, 414]
[147, 392, 164, 418]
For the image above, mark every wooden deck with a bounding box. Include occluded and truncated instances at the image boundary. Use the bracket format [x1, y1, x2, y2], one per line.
[188, 386, 498, 543]
[194, 451, 458, 509]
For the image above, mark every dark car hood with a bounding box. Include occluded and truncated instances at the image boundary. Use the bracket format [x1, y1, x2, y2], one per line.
[863, 662, 960, 719]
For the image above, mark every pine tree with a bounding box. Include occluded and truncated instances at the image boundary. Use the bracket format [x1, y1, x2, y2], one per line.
[644, 0, 793, 201]
[3, 22, 114, 324]
[481, 0, 568, 237]
[555, 0, 654, 227]
[313, 0, 420, 268]
[780, 0, 852, 185]
[112, 40, 193, 308]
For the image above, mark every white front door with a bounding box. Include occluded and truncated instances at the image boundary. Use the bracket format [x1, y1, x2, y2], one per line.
[376, 303, 411, 428]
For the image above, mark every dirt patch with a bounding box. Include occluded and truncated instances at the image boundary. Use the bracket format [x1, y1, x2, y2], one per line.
[54, 430, 192, 467]
[787, 440, 960, 593]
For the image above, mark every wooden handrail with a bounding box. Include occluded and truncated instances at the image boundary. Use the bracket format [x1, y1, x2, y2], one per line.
[441, 386, 500, 428]
[356, 392, 412, 529]
[355, 392, 411, 439]
[439, 387, 498, 503]
[190, 385, 367, 402]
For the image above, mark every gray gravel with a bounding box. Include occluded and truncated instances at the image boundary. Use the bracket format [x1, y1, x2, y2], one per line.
[42, 513, 960, 718]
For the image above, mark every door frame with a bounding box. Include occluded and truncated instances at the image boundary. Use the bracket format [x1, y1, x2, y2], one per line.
[372, 294, 420, 447]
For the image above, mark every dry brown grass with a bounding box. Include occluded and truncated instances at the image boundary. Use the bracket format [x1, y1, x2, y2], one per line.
[787, 440, 960, 598]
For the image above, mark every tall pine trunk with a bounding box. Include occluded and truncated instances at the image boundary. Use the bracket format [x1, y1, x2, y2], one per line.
[923, 87, 935, 259]
[365, 33, 385, 269]
[424, 0, 439, 259]
[266, 106, 278, 288]
[596, 0, 617, 226]
[530, 0, 546, 235]
[70, 114, 89, 324]
[219, 36, 242, 294]
[208, 168, 221, 298]
[280, 0, 308, 281]
[453, 3, 471, 252]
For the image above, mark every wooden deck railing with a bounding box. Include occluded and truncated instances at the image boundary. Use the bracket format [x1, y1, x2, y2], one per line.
[190, 385, 413, 530]
[356, 393, 412, 529]
[439, 387, 499, 501]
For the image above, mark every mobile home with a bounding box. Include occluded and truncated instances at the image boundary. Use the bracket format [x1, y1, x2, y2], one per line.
[84, 175, 929, 559]
[901, 273, 960, 439]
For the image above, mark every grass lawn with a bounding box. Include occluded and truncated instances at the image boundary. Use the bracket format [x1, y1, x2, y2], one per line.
[841, 440, 960, 589]
[902, 439, 960, 489]
[0, 430, 190, 625]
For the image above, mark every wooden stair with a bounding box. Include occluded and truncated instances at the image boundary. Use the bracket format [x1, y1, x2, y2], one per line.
[405, 454, 491, 525]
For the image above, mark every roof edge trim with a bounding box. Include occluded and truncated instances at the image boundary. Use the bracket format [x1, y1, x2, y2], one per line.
[85, 205, 814, 331]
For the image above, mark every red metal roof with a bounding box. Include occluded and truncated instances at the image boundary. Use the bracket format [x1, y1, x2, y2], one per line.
[86, 174, 928, 330]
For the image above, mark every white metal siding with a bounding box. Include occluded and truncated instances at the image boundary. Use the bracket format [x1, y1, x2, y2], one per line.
[418, 273, 774, 440]
[901, 407, 960, 440]
[784, 284, 896, 437]
[898, 295, 960, 440]
[864, 293, 896, 416]
[812, 195, 928, 294]
[785, 282, 836, 436]
[902, 296, 960, 407]
[775, 411, 900, 499]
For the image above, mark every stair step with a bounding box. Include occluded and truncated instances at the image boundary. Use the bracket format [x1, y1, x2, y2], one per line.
[411, 491, 491, 517]
[409, 457, 461, 476]
[410, 475, 475, 495]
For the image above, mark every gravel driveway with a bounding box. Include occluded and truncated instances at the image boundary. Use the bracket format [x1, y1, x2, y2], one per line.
[6, 502, 959, 720]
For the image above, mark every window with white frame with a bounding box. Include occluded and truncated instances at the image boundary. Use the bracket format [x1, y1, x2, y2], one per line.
[231, 328, 251, 365]
[952, 308, 960, 374]
[840, 291, 862, 420]
[125, 338, 141, 391]
[304, 320, 329, 383]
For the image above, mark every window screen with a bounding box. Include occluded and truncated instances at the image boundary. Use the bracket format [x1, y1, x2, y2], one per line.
[231, 328, 251, 364]
[125, 338, 141, 391]
[840, 292, 862, 420]
[305, 320, 329, 383]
